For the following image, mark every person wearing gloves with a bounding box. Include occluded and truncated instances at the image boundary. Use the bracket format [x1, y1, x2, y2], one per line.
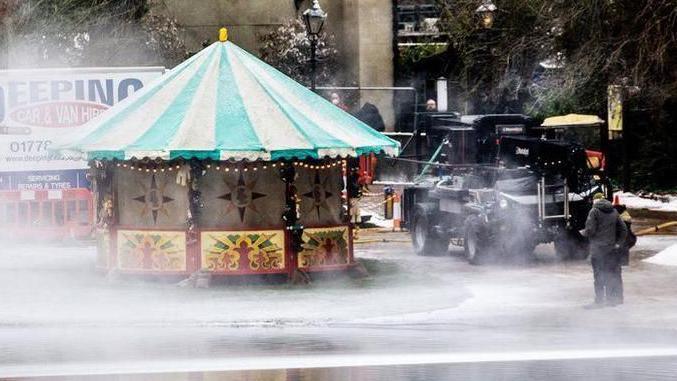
[580, 192, 628, 308]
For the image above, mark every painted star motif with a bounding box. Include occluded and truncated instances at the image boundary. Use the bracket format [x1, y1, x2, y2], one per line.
[302, 170, 334, 219]
[219, 172, 266, 222]
[133, 174, 174, 224]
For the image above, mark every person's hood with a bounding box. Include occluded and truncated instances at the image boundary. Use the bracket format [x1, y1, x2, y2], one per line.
[593, 199, 615, 213]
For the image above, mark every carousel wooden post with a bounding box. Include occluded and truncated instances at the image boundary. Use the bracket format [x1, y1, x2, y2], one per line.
[97, 159, 120, 279]
[92, 159, 115, 274]
[280, 161, 310, 284]
[345, 158, 369, 278]
[182, 159, 209, 287]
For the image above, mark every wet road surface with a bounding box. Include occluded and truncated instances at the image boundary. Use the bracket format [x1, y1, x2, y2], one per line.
[14, 355, 677, 381]
[1, 233, 677, 379]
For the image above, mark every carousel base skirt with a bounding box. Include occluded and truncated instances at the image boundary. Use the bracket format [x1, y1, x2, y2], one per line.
[95, 224, 355, 283]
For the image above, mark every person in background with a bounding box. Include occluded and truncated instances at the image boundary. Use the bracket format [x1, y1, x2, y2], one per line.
[614, 203, 637, 266]
[581, 192, 628, 308]
[354, 102, 385, 132]
[425, 99, 437, 112]
[330, 92, 349, 111]
[353, 102, 385, 190]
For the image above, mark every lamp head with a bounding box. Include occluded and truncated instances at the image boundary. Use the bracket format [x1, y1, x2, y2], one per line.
[303, 0, 327, 36]
[475, 0, 497, 29]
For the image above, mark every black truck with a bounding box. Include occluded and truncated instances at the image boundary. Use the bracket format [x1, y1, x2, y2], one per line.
[400, 114, 605, 264]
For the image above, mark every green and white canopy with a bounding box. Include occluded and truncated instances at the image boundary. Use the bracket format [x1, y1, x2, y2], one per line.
[64, 39, 399, 161]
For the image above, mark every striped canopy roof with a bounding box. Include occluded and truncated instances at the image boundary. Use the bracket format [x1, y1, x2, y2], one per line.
[63, 39, 399, 162]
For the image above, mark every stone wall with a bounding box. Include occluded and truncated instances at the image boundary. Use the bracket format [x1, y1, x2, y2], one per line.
[162, 0, 297, 53]
[160, 0, 395, 130]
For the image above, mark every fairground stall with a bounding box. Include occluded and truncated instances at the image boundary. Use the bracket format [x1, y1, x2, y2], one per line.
[59, 30, 399, 280]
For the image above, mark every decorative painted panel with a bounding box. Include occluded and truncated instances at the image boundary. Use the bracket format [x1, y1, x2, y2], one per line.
[117, 230, 187, 271]
[201, 230, 286, 273]
[296, 167, 343, 227]
[95, 228, 110, 269]
[298, 226, 350, 268]
[115, 169, 189, 228]
[199, 168, 285, 229]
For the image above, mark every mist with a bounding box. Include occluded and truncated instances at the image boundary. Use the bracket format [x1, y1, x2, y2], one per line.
[1, 2, 677, 380]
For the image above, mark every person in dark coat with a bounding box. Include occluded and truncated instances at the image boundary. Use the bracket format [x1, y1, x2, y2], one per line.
[354, 102, 386, 132]
[581, 193, 628, 308]
[614, 203, 637, 266]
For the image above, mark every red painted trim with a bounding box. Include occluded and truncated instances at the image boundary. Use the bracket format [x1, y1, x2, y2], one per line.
[302, 223, 351, 230]
[348, 224, 354, 264]
[285, 227, 294, 279]
[186, 240, 197, 274]
[199, 226, 286, 232]
[114, 226, 188, 231]
[194, 232, 202, 273]
[111, 270, 191, 276]
[199, 268, 288, 276]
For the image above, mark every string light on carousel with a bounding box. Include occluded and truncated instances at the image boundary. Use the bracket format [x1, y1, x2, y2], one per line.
[58, 28, 399, 285]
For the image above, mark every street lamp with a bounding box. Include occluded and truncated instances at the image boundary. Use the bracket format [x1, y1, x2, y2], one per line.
[303, 0, 327, 91]
[475, 0, 497, 29]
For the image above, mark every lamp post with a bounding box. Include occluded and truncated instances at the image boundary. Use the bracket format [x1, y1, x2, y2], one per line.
[475, 0, 497, 29]
[303, 0, 327, 92]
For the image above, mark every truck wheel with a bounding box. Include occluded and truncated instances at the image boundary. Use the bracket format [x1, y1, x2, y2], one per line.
[464, 216, 488, 265]
[412, 213, 449, 256]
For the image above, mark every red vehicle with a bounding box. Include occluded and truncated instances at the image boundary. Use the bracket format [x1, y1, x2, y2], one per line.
[0, 188, 93, 241]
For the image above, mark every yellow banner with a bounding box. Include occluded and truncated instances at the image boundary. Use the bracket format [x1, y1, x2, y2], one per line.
[607, 85, 623, 139]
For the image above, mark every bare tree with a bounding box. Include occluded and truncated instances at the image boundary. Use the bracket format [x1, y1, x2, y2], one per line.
[435, 0, 677, 188]
[258, 18, 338, 88]
[1, 0, 187, 68]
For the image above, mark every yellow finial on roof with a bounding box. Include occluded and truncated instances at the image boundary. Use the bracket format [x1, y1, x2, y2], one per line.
[219, 27, 228, 42]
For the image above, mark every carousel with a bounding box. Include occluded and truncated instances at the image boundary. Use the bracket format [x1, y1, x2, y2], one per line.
[60, 29, 399, 281]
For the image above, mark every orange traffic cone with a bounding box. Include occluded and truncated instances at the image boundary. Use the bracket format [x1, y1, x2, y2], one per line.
[392, 193, 401, 232]
[613, 194, 621, 206]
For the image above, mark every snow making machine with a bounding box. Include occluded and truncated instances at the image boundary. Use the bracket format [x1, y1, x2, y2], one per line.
[401, 114, 607, 264]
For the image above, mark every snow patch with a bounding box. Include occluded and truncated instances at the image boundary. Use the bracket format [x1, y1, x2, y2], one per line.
[617, 192, 677, 212]
[644, 243, 677, 266]
[361, 208, 393, 228]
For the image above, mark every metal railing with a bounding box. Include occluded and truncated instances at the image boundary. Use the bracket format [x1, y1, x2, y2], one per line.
[537, 177, 570, 224]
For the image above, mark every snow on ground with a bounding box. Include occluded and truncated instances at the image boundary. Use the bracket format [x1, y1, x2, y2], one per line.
[361, 208, 393, 228]
[635, 235, 677, 253]
[644, 243, 677, 266]
[5, 236, 677, 378]
[0, 240, 471, 327]
[618, 192, 677, 212]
